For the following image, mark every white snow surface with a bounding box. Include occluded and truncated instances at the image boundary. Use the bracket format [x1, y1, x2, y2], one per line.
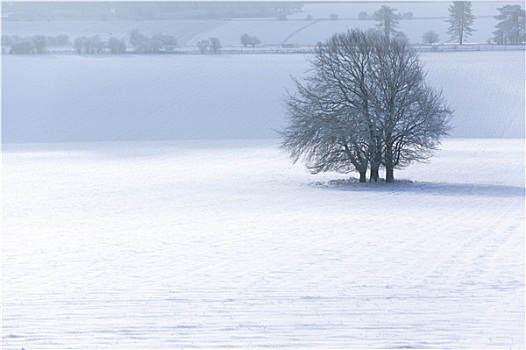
[2, 138, 525, 348]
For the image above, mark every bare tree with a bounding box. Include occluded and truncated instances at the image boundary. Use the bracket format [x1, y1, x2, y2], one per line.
[130, 28, 150, 52]
[209, 37, 221, 54]
[31, 35, 47, 54]
[371, 37, 452, 181]
[74, 36, 87, 54]
[422, 30, 440, 45]
[446, 1, 476, 44]
[108, 37, 127, 54]
[281, 30, 379, 182]
[196, 39, 209, 54]
[281, 29, 452, 183]
[240, 34, 261, 47]
[358, 11, 369, 20]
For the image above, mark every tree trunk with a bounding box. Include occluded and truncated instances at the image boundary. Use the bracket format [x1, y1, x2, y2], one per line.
[385, 142, 394, 183]
[386, 167, 395, 183]
[369, 167, 380, 182]
[359, 171, 367, 183]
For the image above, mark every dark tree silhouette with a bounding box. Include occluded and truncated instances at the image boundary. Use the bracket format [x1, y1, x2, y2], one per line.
[281, 30, 452, 183]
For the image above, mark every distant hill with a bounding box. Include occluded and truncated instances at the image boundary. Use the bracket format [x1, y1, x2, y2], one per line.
[1, 2, 303, 20]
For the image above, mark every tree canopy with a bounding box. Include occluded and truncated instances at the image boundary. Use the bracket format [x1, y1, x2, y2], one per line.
[281, 29, 452, 183]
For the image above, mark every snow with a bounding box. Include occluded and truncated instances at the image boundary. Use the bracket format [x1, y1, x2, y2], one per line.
[2, 51, 524, 143]
[2, 138, 525, 348]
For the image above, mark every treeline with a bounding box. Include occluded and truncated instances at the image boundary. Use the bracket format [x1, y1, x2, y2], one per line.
[2, 30, 179, 55]
[2, 2, 303, 21]
[1, 29, 269, 55]
[2, 34, 70, 54]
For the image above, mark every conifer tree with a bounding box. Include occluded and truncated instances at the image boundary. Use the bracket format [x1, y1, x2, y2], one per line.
[445, 1, 476, 44]
[493, 5, 525, 45]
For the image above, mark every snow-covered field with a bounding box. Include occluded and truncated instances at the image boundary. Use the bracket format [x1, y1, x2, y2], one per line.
[2, 137, 524, 348]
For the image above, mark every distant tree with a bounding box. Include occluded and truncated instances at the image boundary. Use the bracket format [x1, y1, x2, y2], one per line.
[445, 1, 476, 44]
[240, 33, 250, 47]
[31, 35, 47, 54]
[358, 11, 369, 20]
[402, 11, 414, 20]
[281, 29, 452, 183]
[395, 31, 409, 42]
[74, 36, 87, 54]
[56, 34, 70, 46]
[373, 5, 401, 38]
[149, 35, 163, 52]
[89, 35, 105, 54]
[196, 39, 209, 54]
[130, 28, 150, 52]
[240, 33, 261, 47]
[330, 13, 338, 20]
[10, 41, 32, 54]
[46, 35, 58, 46]
[108, 37, 127, 54]
[493, 4, 525, 44]
[209, 37, 221, 54]
[153, 34, 177, 51]
[423, 30, 440, 44]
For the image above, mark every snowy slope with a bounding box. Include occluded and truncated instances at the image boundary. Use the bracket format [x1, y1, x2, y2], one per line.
[2, 51, 524, 143]
[2, 138, 524, 348]
[422, 51, 525, 138]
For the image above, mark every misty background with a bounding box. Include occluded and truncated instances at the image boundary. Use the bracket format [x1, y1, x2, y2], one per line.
[2, 1, 524, 143]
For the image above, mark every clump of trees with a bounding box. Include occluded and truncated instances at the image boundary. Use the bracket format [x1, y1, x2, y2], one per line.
[240, 33, 261, 47]
[74, 35, 105, 54]
[3, 29, 182, 55]
[2, 34, 70, 54]
[422, 30, 440, 45]
[107, 37, 127, 54]
[73, 29, 176, 54]
[72, 35, 127, 54]
[281, 29, 452, 183]
[196, 37, 221, 54]
[493, 4, 525, 44]
[130, 29, 177, 53]
[446, 1, 476, 44]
